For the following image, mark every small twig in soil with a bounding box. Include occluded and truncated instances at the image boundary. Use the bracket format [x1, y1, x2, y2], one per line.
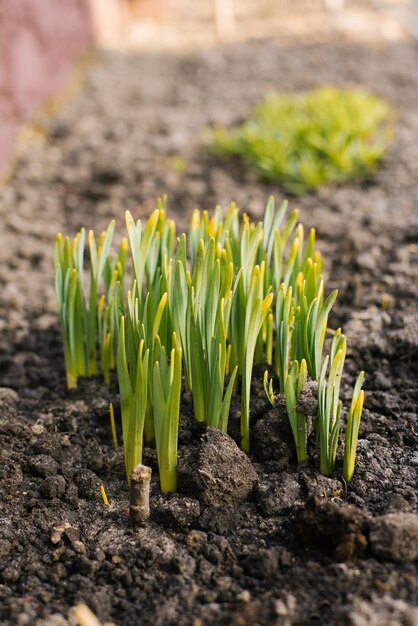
[129, 464, 152, 524]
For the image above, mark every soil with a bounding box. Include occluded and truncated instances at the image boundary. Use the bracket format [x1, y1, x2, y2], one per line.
[1, 13, 418, 626]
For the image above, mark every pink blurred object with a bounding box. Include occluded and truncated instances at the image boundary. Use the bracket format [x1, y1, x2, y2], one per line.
[0, 0, 92, 177]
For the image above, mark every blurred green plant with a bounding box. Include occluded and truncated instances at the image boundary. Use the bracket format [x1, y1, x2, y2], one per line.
[209, 87, 392, 193]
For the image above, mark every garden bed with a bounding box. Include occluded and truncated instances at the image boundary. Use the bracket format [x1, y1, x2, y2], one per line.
[0, 26, 418, 626]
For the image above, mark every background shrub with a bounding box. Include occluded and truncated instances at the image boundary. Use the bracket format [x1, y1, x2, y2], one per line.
[210, 87, 392, 194]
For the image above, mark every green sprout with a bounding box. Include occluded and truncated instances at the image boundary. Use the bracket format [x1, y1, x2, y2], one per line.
[263, 369, 275, 407]
[103, 235, 128, 294]
[271, 222, 333, 392]
[145, 200, 176, 343]
[117, 316, 149, 481]
[153, 339, 182, 493]
[125, 208, 159, 301]
[167, 236, 191, 390]
[240, 263, 273, 452]
[98, 271, 124, 385]
[317, 330, 346, 476]
[54, 231, 85, 389]
[188, 202, 239, 267]
[209, 87, 392, 193]
[271, 208, 300, 291]
[284, 359, 308, 462]
[266, 324, 364, 480]
[121, 288, 168, 443]
[255, 198, 295, 364]
[274, 284, 294, 394]
[229, 214, 264, 378]
[296, 279, 338, 380]
[86, 222, 116, 375]
[343, 371, 365, 482]
[187, 238, 239, 430]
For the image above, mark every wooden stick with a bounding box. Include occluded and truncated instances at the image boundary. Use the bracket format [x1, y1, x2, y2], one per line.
[129, 464, 152, 524]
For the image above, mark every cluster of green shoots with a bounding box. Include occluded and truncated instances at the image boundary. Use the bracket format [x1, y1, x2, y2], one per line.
[209, 87, 392, 194]
[54, 196, 364, 492]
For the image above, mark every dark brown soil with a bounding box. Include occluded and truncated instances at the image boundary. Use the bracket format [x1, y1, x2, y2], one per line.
[1, 23, 418, 626]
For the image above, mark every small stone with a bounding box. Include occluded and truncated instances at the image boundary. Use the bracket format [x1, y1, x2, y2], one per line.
[275, 600, 288, 616]
[178, 428, 258, 507]
[369, 512, 418, 562]
[31, 422, 44, 435]
[274, 594, 297, 617]
[237, 590, 251, 603]
[51, 522, 72, 545]
[50, 523, 85, 554]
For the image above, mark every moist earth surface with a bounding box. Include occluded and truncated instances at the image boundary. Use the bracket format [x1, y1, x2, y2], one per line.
[0, 17, 418, 626]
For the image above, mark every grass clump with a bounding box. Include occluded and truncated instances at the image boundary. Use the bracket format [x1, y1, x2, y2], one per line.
[209, 87, 392, 194]
[54, 220, 116, 388]
[54, 196, 365, 489]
